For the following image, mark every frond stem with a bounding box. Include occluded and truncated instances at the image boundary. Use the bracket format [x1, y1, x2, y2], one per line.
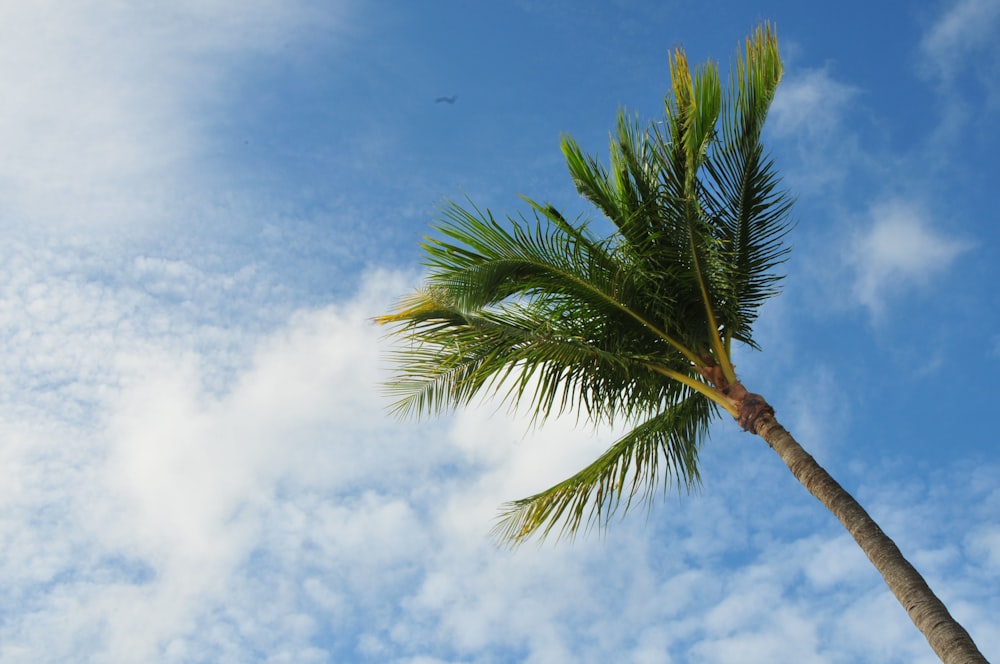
[643, 362, 737, 416]
[488, 251, 706, 368]
[684, 199, 737, 383]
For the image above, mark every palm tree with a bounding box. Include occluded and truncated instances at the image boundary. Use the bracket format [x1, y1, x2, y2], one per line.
[377, 24, 987, 663]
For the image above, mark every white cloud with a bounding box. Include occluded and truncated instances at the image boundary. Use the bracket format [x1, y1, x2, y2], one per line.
[0, 261, 995, 661]
[768, 68, 863, 192]
[966, 526, 1000, 570]
[849, 199, 971, 314]
[918, 0, 1000, 142]
[802, 534, 873, 591]
[920, 0, 1000, 81]
[0, 267, 433, 662]
[770, 69, 858, 139]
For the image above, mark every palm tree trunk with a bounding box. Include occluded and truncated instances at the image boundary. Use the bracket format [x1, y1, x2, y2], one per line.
[750, 412, 988, 663]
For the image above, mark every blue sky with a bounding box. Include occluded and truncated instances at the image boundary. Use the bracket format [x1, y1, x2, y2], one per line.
[0, 1, 997, 662]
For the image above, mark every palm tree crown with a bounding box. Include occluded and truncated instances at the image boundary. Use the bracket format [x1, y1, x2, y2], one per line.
[380, 25, 789, 543]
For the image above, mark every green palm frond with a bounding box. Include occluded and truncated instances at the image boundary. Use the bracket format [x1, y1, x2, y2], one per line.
[562, 114, 721, 360]
[414, 199, 702, 364]
[562, 114, 661, 254]
[659, 47, 742, 382]
[493, 393, 715, 545]
[380, 262, 699, 425]
[382, 303, 623, 422]
[702, 24, 792, 350]
[664, 48, 721, 188]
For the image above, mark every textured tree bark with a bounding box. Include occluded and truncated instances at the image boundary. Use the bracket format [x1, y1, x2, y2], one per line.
[750, 411, 988, 664]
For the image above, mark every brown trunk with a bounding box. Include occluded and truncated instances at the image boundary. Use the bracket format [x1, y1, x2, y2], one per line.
[750, 410, 988, 664]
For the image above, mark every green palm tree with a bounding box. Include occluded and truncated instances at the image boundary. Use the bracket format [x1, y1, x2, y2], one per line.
[377, 24, 986, 664]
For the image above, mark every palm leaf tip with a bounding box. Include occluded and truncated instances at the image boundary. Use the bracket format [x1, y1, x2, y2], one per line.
[374, 308, 414, 326]
[375, 289, 444, 326]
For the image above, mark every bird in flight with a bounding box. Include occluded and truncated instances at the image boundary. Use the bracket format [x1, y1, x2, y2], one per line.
[435, 96, 457, 104]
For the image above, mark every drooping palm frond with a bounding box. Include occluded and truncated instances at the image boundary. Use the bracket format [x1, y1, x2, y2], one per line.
[381, 290, 644, 424]
[493, 392, 715, 545]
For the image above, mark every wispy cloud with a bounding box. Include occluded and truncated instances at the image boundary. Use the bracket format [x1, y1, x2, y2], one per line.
[766, 58, 975, 320]
[770, 68, 858, 138]
[918, 0, 1000, 142]
[920, 0, 1000, 82]
[849, 199, 971, 315]
[768, 68, 861, 192]
[0, 0, 346, 230]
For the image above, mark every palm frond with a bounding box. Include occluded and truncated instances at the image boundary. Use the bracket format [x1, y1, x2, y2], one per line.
[561, 136, 623, 228]
[702, 23, 793, 349]
[420, 199, 702, 364]
[492, 393, 715, 545]
[658, 48, 736, 379]
[380, 279, 700, 425]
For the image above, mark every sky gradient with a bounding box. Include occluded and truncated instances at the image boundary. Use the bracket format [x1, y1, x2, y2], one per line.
[0, 1, 998, 662]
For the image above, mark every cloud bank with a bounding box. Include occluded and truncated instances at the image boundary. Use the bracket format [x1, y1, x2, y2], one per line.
[0, 259, 996, 662]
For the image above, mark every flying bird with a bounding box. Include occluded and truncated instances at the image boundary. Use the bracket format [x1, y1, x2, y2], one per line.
[435, 96, 457, 104]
